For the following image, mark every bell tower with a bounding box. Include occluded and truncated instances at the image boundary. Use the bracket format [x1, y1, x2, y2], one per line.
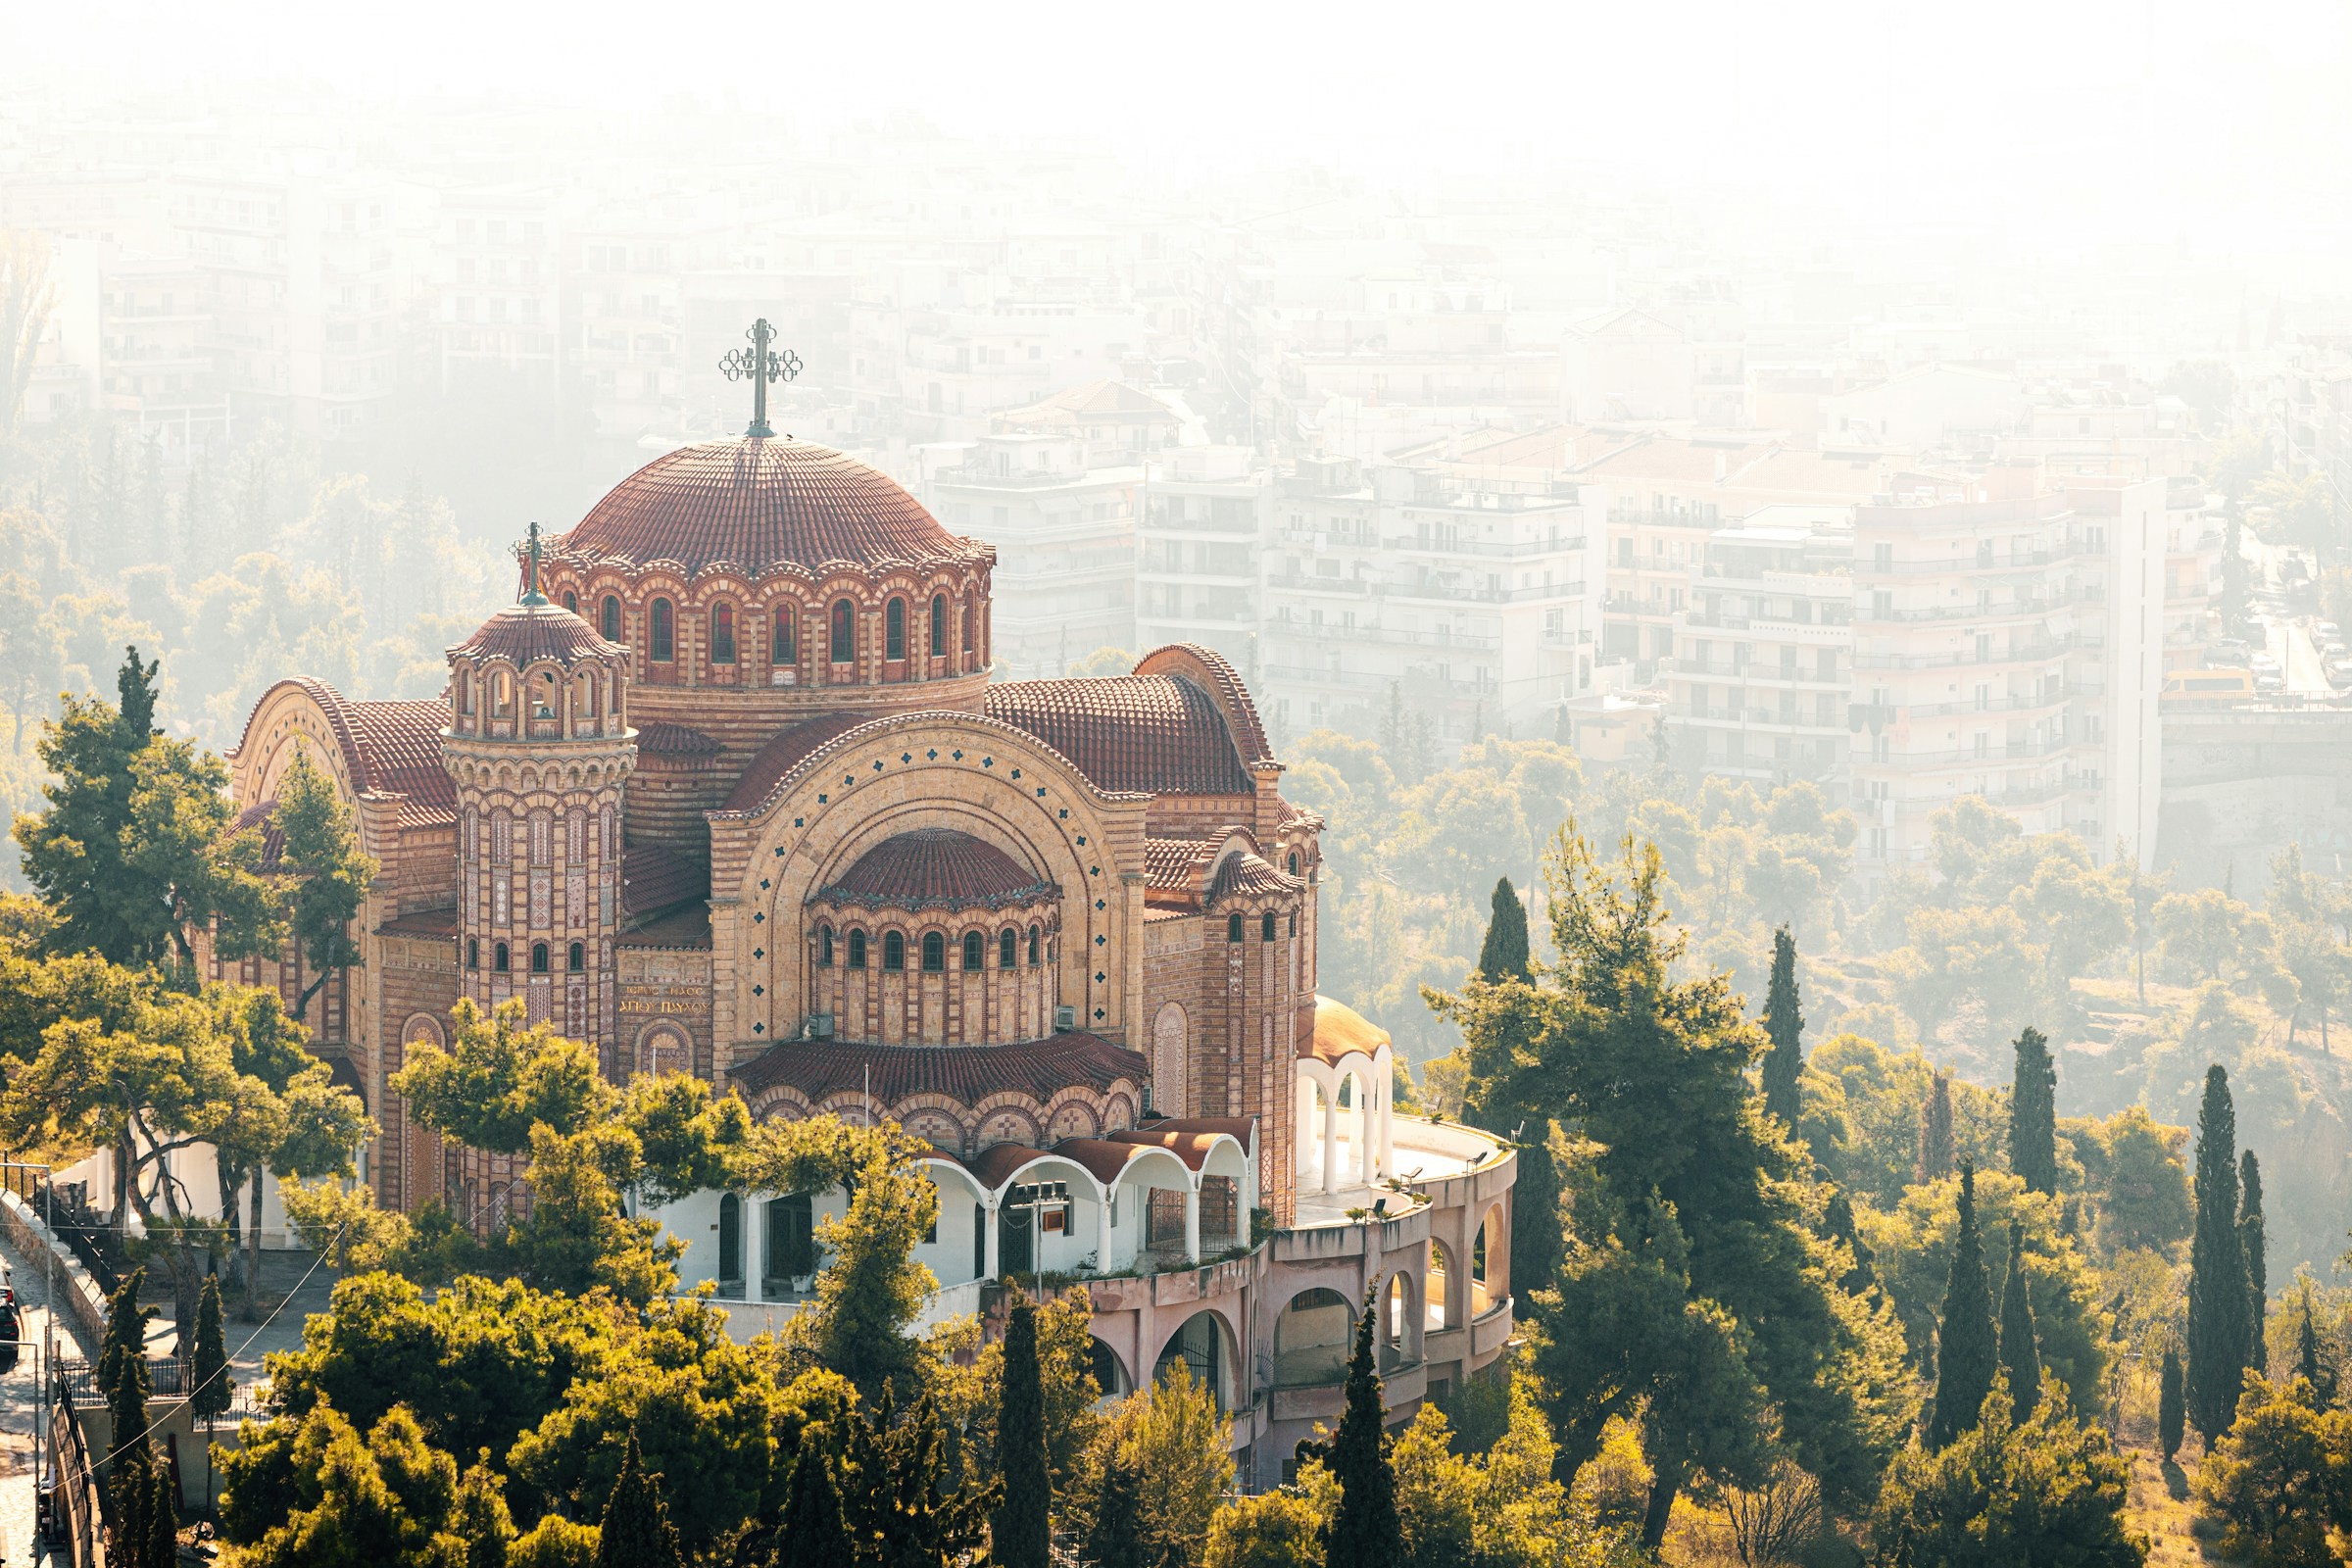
[443, 524, 638, 1065]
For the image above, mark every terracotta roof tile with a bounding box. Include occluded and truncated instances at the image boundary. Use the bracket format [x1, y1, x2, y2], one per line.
[729, 1031, 1148, 1109]
[1144, 837, 1214, 892]
[722, 713, 869, 811]
[446, 601, 625, 667]
[816, 829, 1055, 911]
[636, 721, 723, 756]
[228, 798, 285, 870]
[619, 843, 707, 921]
[986, 674, 1251, 795]
[1111, 1118, 1254, 1168]
[553, 437, 988, 578]
[247, 681, 457, 828]
[1303, 995, 1391, 1065]
[1207, 852, 1301, 904]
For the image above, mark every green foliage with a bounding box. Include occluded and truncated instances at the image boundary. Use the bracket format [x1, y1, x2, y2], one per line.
[2065, 1106, 2192, 1256]
[1477, 876, 1532, 982]
[2193, 1374, 2352, 1568]
[390, 1000, 613, 1155]
[1800, 1033, 2004, 1208]
[2240, 1150, 2268, 1342]
[2008, 1027, 2057, 1196]
[1070, 1362, 1232, 1568]
[192, 1273, 232, 1424]
[1759, 925, 1804, 1127]
[969, 1290, 1101, 1494]
[509, 1515, 598, 1568]
[1204, 1490, 1322, 1568]
[1874, 1386, 2145, 1568]
[991, 1294, 1051, 1568]
[1323, 1298, 1398, 1568]
[2187, 1065, 2253, 1444]
[2159, 1347, 2184, 1463]
[1929, 1163, 1999, 1449]
[220, 1401, 515, 1567]
[776, 1428, 855, 1568]
[1996, 1219, 2041, 1425]
[836, 1388, 997, 1568]
[265, 748, 378, 1020]
[595, 1431, 683, 1568]
[12, 647, 161, 963]
[783, 1126, 939, 1400]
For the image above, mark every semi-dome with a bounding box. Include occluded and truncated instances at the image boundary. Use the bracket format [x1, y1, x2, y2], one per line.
[554, 437, 982, 578]
[816, 829, 1057, 911]
[448, 600, 626, 666]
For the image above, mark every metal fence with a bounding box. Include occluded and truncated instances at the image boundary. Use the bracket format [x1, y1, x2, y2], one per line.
[44, 1365, 105, 1568]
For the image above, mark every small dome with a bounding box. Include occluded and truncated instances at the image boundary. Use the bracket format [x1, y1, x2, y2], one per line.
[554, 438, 982, 578]
[447, 601, 626, 666]
[816, 829, 1056, 911]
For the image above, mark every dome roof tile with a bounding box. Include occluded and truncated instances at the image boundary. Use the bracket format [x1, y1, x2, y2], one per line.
[447, 601, 624, 667]
[816, 828, 1055, 911]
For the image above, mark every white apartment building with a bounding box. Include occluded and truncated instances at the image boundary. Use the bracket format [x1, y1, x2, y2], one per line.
[919, 431, 1140, 676]
[1137, 446, 1266, 672]
[1257, 456, 1605, 744]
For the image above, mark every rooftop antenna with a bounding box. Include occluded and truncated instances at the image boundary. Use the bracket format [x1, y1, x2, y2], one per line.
[720, 318, 803, 439]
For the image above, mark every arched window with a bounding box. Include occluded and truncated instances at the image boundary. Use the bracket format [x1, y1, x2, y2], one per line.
[717, 1194, 743, 1289]
[1228, 913, 1245, 944]
[710, 603, 737, 664]
[459, 670, 476, 715]
[1028, 925, 1042, 965]
[562, 590, 577, 612]
[1000, 928, 1018, 968]
[930, 594, 947, 656]
[466, 938, 480, 970]
[885, 598, 906, 662]
[848, 929, 867, 969]
[531, 941, 550, 973]
[830, 600, 856, 664]
[818, 926, 834, 966]
[601, 595, 621, 640]
[1261, 912, 1278, 942]
[492, 670, 514, 717]
[1288, 912, 1297, 937]
[773, 605, 797, 665]
[649, 597, 674, 662]
[919, 931, 944, 972]
[962, 591, 976, 654]
[1287, 852, 1298, 876]
[493, 942, 511, 973]
[567, 941, 584, 972]
[883, 931, 906, 971]
[961, 930, 983, 970]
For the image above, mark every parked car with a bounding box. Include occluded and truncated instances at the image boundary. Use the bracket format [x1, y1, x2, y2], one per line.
[2256, 671, 2287, 693]
[2250, 653, 2282, 675]
[2328, 658, 2352, 688]
[2324, 640, 2347, 660]
[2207, 643, 2253, 667]
[2318, 619, 2342, 639]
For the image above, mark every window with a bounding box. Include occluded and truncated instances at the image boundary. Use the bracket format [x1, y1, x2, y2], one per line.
[562, 590, 577, 612]
[650, 598, 674, 662]
[711, 603, 737, 663]
[1228, 914, 1245, 944]
[830, 600, 856, 663]
[492, 670, 514, 717]
[601, 596, 621, 640]
[962, 592, 976, 654]
[1261, 912, 1278, 942]
[1028, 926, 1042, 965]
[567, 941, 584, 972]
[849, 929, 867, 969]
[773, 605, 796, 665]
[466, 938, 480, 970]
[1288, 913, 1297, 937]
[1287, 852, 1298, 876]
[1001, 928, 1017, 968]
[818, 926, 834, 966]
[930, 594, 947, 657]
[460, 671, 476, 715]
[886, 598, 906, 662]
[717, 1195, 743, 1288]
[962, 930, 984, 970]
[883, 931, 906, 971]
[920, 931, 945, 972]
[531, 941, 550, 973]
[493, 942, 511, 973]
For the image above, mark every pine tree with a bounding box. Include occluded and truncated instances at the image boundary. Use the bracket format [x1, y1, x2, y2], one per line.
[1916, 1070, 1956, 1183]
[2296, 1296, 2329, 1404]
[598, 1430, 683, 1568]
[2007, 1026, 2058, 1196]
[2159, 1348, 2185, 1462]
[1080, 1445, 1150, 1568]
[102, 1270, 154, 1471]
[190, 1274, 230, 1428]
[1997, 1219, 2041, 1424]
[1325, 1295, 1398, 1568]
[2239, 1150, 2267, 1348]
[1760, 925, 1805, 1126]
[778, 1429, 856, 1568]
[2187, 1065, 2253, 1444]
[992, 1294, 1051, 1568]
[272, 749, 377, 1021]
[12, 647, 162, 962]
[1475, 877, 1532, 982]
[1929, 1161, 1998, 1448]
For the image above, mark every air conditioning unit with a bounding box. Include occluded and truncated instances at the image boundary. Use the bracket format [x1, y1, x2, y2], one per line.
[1054, 1004, 1077, 1032]
[804, 1012, 835, 1040]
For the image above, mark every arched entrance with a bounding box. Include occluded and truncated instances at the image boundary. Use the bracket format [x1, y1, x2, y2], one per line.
[1273, 1288, 1353, 1387]
[1153, 1309, 1235, 1411]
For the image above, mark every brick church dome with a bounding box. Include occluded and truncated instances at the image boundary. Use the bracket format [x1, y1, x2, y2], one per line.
[816, 829, 1056, 912]
[447, 600, 625, 666]
[556, 437, 977, 577]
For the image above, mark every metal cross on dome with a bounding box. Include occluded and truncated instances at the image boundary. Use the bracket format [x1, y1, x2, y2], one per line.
[720, 318, 803, 439]
[516, 520, 549, 606]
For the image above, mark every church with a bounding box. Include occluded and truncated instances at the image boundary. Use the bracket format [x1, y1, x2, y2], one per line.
[213, 338, 1516, 1478]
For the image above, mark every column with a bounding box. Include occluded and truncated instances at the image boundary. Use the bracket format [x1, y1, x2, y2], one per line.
[1096, 1190, 1115, 1273]
[1183, 1184, 1200, 1264]
[1321, 1085, 1339, 1196]
[983, 1200, 1001, 1281]
[1380, 1070, 1396, 1179]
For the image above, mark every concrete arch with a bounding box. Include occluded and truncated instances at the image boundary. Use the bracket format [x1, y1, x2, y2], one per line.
[1273, 1286, 1354, 1388]
[1151, 1302, 1243, 1412]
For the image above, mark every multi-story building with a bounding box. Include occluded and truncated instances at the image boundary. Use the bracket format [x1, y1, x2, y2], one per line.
[433, 186, 564, 400]
[1257, 455, 1604, 743]
[920, 431, 1140, 675]
[1137, 446, 1266, 672]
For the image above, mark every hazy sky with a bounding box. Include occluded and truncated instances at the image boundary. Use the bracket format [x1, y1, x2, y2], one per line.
[9, 0, 2352, 261]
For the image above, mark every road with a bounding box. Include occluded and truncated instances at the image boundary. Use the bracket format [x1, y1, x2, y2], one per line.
[0, 1228, 88, 1566]
[2263, 614, 2330, 696]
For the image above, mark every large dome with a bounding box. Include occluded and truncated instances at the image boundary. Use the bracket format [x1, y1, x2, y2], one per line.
[556, 437, 977, 578]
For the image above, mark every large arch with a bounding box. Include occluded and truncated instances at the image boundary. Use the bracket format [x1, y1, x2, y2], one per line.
[1273, 1287, 1353, 1388]
[1152, 1304, 1242, 1413]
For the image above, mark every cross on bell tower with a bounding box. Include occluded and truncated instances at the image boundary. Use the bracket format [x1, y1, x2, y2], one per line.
[720, 318, 803, 439]
[517, 520, 549, 606]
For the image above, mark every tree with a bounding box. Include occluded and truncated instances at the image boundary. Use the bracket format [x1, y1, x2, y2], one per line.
[390, 999, 612, 1155]
[1077, 1443, 1161, 1568]
[785, 1127, 939, 1400]
[837, 1388, 996, 1568]
[266, 749, 378, 1021]
[777, 1429, 856, 1568]
[1073, 1362, 1232, 1568]
[144, 1450, 178, 1568]
[1916, 1070, 1955, 1183]
[2296, 1294, 2334, 1406]
[2159, 1348, 2185, 1463]
[1929, 1162, 1998, 1449]
[220, 1400, 516, 1566]
[1476, 876, 1532, 982]
[2008, 1027, 2057, 1196]
[597, 1431, 684, 1568]
[1322, 1296, 1398, 1568]
[1875, 1386, 2143, 1568]
[1205, 1492, 1322, 1568]
[993, 1293, 1052, 1568]
[192, 1272, 230, 1504]
[1997, 1219, 2041, 1425]
[2188, 1065, 2254, 1444]
[2193, 1374, 2352, 1568]
[1759, 925, 1804, 1126]
[2241, 1150, 2269, 1348]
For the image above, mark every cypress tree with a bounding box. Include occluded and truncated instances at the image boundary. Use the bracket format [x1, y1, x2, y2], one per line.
[113, 1448, 150, 1563]
[190, 1274, 230, 1428]
[2239, 1150, 2268, 1345]
[2159, 1348, 2185, 1462]
[144, 1451, 177, 1568]
[1759, 925, 1805, 1126]
[1475, 877, 1532, 982]
[1928, 1161, 1998, 1448]
[1325, 1294, 1398, 1568]
[2007, 1026, 2058, 1196]
[1825, 1189, 1877, 1296]
[1080, 1445, 1149, 1568]
[992, 1294, 1051, 1568]
[2297, 1297, 2328, 1403]
[598, 1431, 683, 1568]
[1915, 1070, 1955, 1184]
[1997, 1218, 2041, 1423]
[779, 1429, 856, 1568]
[2187, 1065, 2252, 1444]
